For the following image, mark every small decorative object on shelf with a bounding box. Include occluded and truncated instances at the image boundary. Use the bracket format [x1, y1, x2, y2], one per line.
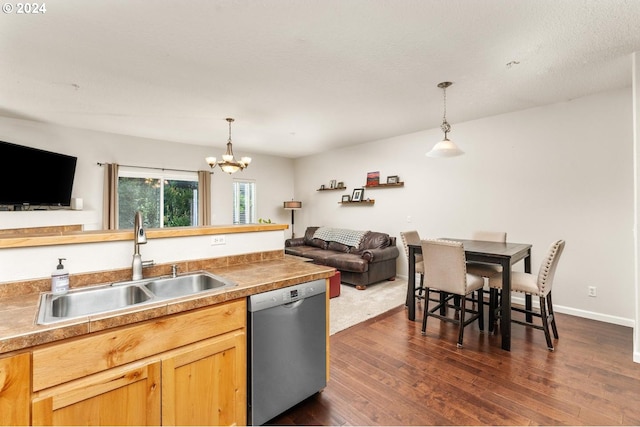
[386, 175, 399, 184]
[366, 171, 380, 187]
[351, 188, 364, 202]
[342, 195, 351, 202]
[317, 181, 346, 191]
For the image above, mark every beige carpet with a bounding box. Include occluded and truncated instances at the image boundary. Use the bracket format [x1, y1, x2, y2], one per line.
[329, 278, 408, 335]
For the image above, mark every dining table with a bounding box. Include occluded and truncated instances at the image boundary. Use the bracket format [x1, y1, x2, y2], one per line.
[407, 239, 532, 351]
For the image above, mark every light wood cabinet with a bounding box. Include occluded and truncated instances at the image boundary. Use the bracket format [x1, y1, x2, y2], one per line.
[30, 299, 246, 426]
[0, 352, 31, 425]
[162, 331, 246, 425]
[31, 360, 161, 426]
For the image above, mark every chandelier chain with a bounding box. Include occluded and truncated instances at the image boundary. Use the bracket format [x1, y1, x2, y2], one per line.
[440, 83, 451, 137]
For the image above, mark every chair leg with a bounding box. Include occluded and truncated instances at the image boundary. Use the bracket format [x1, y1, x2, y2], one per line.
[457, 296, 466, 348]
[489, 288, 499, 334]
[547, 292, 559, 339]
[477, 289, 484, 332]
[539, 296, 554, 351]
[421, 288, 430, 336]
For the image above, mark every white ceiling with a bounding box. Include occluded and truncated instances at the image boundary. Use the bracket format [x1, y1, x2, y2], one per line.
[1, 0, 640, 158]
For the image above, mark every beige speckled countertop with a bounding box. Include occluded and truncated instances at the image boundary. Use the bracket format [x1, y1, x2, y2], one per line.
[0, 252, 335, 354]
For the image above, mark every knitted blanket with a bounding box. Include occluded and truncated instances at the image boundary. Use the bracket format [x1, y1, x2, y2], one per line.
[313, 227, 368, 248]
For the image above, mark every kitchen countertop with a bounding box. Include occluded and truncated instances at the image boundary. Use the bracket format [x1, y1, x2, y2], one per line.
[0, 255, 335, 354]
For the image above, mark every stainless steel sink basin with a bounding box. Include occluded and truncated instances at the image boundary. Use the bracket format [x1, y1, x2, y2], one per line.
[38, 284, 155, 325]
[143, 272, 235, 299]
[37, 272, 236, 325]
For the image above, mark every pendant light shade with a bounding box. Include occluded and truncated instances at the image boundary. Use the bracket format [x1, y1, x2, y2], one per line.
[426, 82, 464, 158]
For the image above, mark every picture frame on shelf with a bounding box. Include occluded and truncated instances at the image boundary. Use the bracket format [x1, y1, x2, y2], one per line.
[320, 184, 325, 190]
[341, 195, 351, 202]
[367, 171, 380, 186]
[330, 180, 337, 189]
[337, 181, 344, 189]
[387, 175, 399, 184]
[351, 188, 364, 202]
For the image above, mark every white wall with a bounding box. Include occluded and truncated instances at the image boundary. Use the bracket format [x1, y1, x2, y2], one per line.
[0, 116, 296, 231]
[294, 88, 635, 327]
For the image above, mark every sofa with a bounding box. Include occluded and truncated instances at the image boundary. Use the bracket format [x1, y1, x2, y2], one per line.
[285, 226, 399, 289]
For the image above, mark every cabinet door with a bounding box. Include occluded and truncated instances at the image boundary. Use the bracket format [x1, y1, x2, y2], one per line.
[0, 352, 30, 426]
[162, 329, 246, 426]
[31, 360, 161, 426]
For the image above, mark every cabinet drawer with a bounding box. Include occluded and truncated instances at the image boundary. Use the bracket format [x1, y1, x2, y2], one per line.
[33, 299, 245, 391]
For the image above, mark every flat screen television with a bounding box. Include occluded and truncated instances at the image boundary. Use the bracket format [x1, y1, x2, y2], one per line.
[0, 141, 77, 207]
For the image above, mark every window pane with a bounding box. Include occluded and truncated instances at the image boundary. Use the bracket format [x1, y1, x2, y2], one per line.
[164, 180, 198, 227]
[118, 177, 161, 229]
[233, 181, 255, 224]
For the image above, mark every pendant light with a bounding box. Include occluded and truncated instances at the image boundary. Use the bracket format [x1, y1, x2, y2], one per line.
[206, 118, 252, 174]
[426, 82, 464, 158]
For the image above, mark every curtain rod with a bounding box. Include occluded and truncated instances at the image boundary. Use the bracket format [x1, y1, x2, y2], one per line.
[96, 162, 212, 174]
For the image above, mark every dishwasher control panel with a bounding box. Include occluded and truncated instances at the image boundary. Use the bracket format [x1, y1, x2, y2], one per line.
[248, 279, 326, 312]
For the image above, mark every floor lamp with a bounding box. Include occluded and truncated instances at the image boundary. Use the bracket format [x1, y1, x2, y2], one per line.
[283, 201, 302, 238]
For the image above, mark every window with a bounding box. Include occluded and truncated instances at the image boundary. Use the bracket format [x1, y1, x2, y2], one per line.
[118, 168, 199, 229]
[233, 180, 256, 224]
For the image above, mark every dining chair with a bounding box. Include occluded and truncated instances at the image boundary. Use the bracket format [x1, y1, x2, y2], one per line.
[420, 239, 485, 348]
[465, 231, 507, 277]
[400, 231, 425, 304]
[488, 239, 565, 351]
[465, 230, 507, 328]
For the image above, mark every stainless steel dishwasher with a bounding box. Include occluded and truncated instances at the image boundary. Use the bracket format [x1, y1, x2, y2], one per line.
[247, 279, 327, 426]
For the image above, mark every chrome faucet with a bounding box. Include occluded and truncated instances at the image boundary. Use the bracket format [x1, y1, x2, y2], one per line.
[132, 211, 147, 280]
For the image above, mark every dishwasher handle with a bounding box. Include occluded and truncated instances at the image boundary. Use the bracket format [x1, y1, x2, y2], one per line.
[283, 299, 305, 309]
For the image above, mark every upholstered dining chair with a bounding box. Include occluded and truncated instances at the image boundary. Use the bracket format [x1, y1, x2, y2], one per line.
[400, 231, 425, 304]
[488, 239, 565, 351]
[466, 230, 507, 328]
[420, 239, 485, 348]
[465, 230, 507, 277]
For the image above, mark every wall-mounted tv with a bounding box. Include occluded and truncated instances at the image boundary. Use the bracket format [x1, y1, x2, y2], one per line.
[0, 141, 77, 207]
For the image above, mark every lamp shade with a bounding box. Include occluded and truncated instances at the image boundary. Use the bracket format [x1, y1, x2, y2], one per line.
[283, 201, 302, 210]
[426, 138, 464, 158]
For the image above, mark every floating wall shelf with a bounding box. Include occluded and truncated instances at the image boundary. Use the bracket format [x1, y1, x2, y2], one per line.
[363, 182, 404, 188]
[339, 200, 375, 206]
[317, 186, 347, 191]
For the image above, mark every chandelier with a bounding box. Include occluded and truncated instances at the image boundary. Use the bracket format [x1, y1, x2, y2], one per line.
[206, 118, 252, 174]
[426, 81, 464, 158]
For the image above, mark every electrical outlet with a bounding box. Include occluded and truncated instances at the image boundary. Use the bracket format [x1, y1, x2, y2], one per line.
[588, 286, 597, 297]
[407, 215, 412, 223]
[211, 235, 226, 246]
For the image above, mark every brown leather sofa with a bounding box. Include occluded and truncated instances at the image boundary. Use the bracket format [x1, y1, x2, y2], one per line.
[285, 226, 399, 289]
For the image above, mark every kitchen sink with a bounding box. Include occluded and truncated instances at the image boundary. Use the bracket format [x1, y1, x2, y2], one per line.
[38, 284, 155, 324]
[143, 272, 235, 299]
[36, 271, 236, 325]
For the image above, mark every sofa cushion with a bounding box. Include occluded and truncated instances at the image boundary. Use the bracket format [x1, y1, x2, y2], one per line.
[308, 238, 328, 249]
[324, 253, 369, 273]
[285, 246, 326, 258]
[303, 226, 320, 245]
[327, 241, 351, 253]
[356, 231, 390, 252]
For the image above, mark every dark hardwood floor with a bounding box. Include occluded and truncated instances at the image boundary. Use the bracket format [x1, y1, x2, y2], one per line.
[268, 300, 639, 426]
